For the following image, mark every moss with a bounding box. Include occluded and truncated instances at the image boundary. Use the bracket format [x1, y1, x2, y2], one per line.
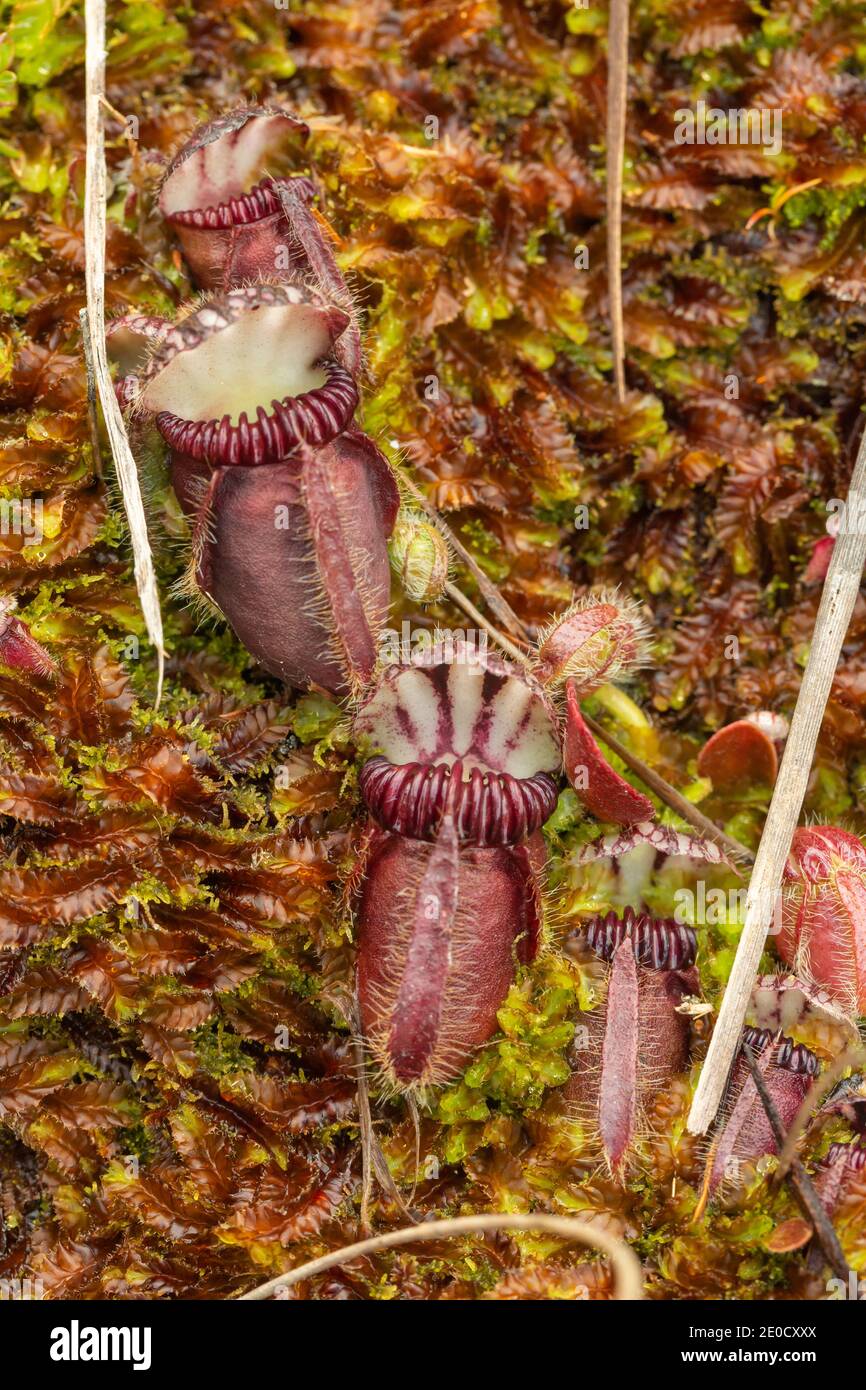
[0, 0, 864, 1303]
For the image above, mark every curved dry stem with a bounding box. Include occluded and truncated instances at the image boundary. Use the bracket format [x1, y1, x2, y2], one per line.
[396, 466, 532, 645]
[237, 1212, 644, 1300]
[581, 710, 755, 866]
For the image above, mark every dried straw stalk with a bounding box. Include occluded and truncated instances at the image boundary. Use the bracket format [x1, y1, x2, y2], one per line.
[688, 422, 866, 1133]
[84, 0, 165, 702]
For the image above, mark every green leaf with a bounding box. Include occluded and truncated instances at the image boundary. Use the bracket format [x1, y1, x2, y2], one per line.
[9, 0, 83, 87]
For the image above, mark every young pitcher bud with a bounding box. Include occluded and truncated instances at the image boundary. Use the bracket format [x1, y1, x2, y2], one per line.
[388, 511, 449, 604]
[697, 718, 779, 791]
[534, 590, 648, 697]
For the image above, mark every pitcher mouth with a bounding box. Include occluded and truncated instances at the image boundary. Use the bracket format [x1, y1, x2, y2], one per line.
[822, 1141, 866, 1170]
[154, 358, 358, 465]
[168, 175, 311, 230]
[354, 644, 561, 846]
[158, 105, 310, 226]
[354, 642, 561, 773]
[136, 284, 356, 465]
[740, 1025, 820, 1076]
[583, 907, 698, 970]
[359, 755, 558, 846]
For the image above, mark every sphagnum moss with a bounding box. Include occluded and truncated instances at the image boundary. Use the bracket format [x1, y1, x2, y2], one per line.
[0, 0, 865, 1300]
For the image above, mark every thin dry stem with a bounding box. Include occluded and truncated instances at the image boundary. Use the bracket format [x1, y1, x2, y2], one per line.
[606, 0, 630, 404]
[443, 580, 528, 664]
[396, 466, 531, 644]
[775, 1044, 866, 1180]
[741, 1044, 852, 1283]
[84, 0, 164, 704]
[353, 1031, 374, 1235]
[78, 306, 103, 480]
[350, 1028, 413, 1228]
[237, 1212, 644, 1300]
[688, 420, 866, 1136]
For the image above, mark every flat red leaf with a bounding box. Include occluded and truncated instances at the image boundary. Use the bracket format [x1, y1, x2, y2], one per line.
[44, 1080, 134, 1132]
[563, 682, 654, 825]
[697, 719, 778, 790]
